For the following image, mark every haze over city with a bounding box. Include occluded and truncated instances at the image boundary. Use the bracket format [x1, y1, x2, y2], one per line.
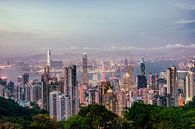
[0, 0, 195, 57]
[0, 1, 195, 129]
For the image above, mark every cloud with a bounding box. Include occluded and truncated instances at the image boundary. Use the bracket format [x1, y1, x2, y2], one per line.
[169, 19, 195, 30]
[174, 19, 195, 25]
[169, 1, 195, 10]
[119, 44, 195, 50]
[61, 44, 195, 52]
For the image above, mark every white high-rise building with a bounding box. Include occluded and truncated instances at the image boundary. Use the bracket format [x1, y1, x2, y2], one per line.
[49, 91, 59, 120]
[186, 71, 195, 102]
[47, 50, 52, 67]
[49, 91, 71, 121]
[56, 94, 66, 121]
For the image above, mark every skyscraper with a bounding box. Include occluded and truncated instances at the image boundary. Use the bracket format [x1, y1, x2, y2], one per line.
[47, 50, 52, 67]
[124, 58, 128, 66]
[137, 58, 147, 89]
[140, 58, 145, 76]
[0, 85, 4, 97]
[186, 71, 195, 102]
[23, 73, 29, 85]
[17, 76, 24, 102]
[49, 91, 60, 120]
[41, 66, 50, 111]
[166, 66, 177, 106]
[64, 64, 79, 116]
[99, 81, 111, 105]
[82, 53, 88, 85]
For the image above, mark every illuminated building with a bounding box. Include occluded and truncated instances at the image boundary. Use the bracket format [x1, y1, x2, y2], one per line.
[178, 94, 185, 107]
[116, 89, 125, 116]
[99, 81, 111, 105]
[105, 88, 117, 113]
[79, 84, 86, 105]
[177, 70, 188, 104]
[122, 66, 136, 92]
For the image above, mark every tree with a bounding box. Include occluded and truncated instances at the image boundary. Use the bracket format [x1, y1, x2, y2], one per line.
[0, 122, 22, 129]
[63, 104, 119, 129]
[123, 101, 154, 129]
[63, 115, 90, 129]
[29, 114, 59, 129]
[124, 101, 190, 129]
[78, 104, 118, 129]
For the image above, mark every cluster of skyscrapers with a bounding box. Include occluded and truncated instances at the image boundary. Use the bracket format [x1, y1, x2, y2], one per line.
[0, 50, 195, 120]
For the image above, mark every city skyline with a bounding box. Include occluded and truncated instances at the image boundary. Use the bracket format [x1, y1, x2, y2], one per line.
[0, 0, 195, 56]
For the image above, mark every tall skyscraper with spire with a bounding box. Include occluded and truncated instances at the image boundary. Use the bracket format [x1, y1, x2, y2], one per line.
[47, 50, 52, 67]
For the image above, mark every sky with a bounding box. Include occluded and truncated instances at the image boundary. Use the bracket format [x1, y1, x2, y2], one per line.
[0, 0, 195, 56]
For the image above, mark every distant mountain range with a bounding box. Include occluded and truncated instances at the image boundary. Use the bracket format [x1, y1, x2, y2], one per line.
[0, 45, 195, 62]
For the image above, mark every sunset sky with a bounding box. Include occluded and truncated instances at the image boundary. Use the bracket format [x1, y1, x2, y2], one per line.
[0, 0, 195, 56]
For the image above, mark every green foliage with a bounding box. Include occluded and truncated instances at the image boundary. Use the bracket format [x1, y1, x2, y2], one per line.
[1, 96, 195, 129]
[0, 97, 48, 129]
[63, 115, 90, 129]
[0, 97, 43, 119]
[78, 104, 118, 129]
[0, 122, 22, 129]
[123, 101, 191, 129]
[29, 114, 60, 129]
[63, 104, 119, 129]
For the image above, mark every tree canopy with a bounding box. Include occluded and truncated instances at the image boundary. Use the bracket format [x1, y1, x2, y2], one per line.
[1, 96, 195, 129]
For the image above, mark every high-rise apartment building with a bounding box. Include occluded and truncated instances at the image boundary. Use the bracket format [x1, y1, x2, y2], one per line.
[166, 66, 177, 106]
[64, 64, 79, 116]
[56, 93, 66, 121]
[186, 71, 195, 102]
[49, 91, 59, 120]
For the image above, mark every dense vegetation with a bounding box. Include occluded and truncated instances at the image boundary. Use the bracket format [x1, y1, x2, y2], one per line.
[0, 97, 54, 129]
[1, 96, 195, 129]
